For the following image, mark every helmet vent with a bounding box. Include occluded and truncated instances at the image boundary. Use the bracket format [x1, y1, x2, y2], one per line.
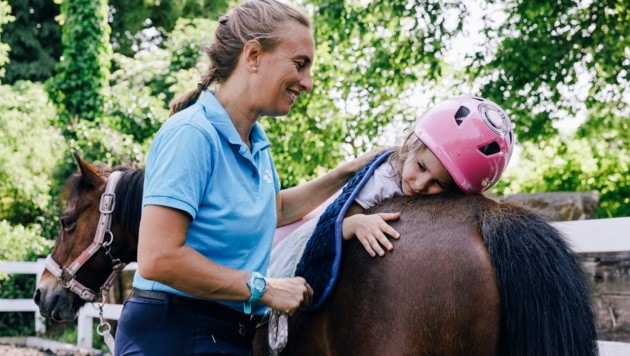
[454, 106, 470, 125]
[479, 142, 501, 155]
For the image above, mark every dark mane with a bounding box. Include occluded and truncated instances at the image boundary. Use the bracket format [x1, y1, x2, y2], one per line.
[112, 166, 145, 239]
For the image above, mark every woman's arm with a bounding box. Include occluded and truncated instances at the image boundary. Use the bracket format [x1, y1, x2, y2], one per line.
[276, 148, 385, 227]
[137, 205, 312, 314]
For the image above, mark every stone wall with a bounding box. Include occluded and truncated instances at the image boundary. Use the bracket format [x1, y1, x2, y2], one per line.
[501, 190, 600, 221]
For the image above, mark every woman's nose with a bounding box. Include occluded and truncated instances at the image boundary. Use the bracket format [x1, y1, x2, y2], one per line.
[300, 72, 313, 92]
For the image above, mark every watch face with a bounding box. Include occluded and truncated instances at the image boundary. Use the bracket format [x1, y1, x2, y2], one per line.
[253, 278, 266, 291]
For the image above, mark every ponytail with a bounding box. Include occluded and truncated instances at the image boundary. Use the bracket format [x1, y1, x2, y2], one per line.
[168, 71, 214, 115]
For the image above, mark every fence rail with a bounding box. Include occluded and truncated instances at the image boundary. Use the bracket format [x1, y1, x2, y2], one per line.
[0, 259, 46, 334]
[1, 217, 629, 349]
[0, 260, 136, 349]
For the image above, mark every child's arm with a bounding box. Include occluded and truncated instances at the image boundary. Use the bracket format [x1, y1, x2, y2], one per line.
[342, 203, 400, 257]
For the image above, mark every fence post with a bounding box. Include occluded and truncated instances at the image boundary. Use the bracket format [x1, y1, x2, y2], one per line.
[35, 258, 46, 334]
[77, 306, 94, 349]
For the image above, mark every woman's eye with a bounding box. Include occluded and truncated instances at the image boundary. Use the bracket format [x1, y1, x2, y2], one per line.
[295, 61, 306, 69]
[416, 162, 426, 171]
[60, 217, 76, 231]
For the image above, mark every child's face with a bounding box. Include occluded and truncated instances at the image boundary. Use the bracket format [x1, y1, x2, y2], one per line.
[401, 146, 454, 196]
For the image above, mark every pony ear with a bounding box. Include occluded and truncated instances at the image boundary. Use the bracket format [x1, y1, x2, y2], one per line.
[72, 151, 106, 188]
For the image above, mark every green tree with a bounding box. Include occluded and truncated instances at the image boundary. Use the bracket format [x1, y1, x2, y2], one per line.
[48, 0, 111, 126]
[109, 0, 229, 56]
[0, 81, 65, 226]
[3, 0, 61, 83]
[0, 82, 62, 337]
[0, 0, 14, 79]
[477, 0, 628, 142]
[264, 0, 467, 187]
[474, 0, 629, 217]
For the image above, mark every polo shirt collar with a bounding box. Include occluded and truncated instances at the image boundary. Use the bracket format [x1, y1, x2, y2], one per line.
[199, 91, 271, 155]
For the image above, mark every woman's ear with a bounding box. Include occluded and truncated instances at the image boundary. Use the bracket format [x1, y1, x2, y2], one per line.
[243, 39, 262, 72]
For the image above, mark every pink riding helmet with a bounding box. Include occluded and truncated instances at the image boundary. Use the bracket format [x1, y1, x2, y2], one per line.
[414, 96, 515, 194]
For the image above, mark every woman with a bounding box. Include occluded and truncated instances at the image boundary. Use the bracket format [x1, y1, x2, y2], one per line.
[114, 0, 389, 354]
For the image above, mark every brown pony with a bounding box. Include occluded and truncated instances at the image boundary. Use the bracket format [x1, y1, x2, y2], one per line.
[35, 154, 598, 355]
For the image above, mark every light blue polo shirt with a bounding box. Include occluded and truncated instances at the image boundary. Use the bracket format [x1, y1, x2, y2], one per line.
[133, 91, 280, 315]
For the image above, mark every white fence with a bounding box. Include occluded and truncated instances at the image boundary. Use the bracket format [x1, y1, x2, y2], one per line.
[1, 217, 629, 349]
[0, 259, 46, 334]
[0, 260, 136, 349]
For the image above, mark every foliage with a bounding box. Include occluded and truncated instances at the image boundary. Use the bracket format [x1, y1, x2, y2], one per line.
[477, 0, 628, 143]
[3, 0, 61, 84]
[0, 81, 59, 337]
[264, 0, 469, 187]
[494, 132, 629, 218]
[96, 17, 218, 166]
[108, 0, 229, 56]
[0, 81, 65, 226]
[48, 0, 111, 126]
[474, 0, 629, 217]
[109, 17, 217, 114]
[0, 220, 52, 261]
[0, 0, 14, 80]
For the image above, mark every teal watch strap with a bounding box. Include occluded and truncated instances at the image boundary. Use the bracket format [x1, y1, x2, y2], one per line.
[243, 301, 253, 315]
[244, 272, 266, 315]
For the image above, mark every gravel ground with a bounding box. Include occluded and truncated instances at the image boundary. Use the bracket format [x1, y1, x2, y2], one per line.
[0, 338, 104, 356]
[0, 345, 100, 355]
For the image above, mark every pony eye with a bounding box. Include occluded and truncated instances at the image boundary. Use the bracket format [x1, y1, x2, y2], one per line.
[60, 217, 76, 231]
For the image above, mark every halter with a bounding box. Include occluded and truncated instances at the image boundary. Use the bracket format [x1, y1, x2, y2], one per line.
[45, 171, 126, 302]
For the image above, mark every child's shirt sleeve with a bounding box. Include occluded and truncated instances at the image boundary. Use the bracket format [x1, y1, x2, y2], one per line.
[354, 162, 404, 210]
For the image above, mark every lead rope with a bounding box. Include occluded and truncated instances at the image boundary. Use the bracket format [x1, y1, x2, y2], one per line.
[268, 310, 289, 355]
[97, 289, 116, 354]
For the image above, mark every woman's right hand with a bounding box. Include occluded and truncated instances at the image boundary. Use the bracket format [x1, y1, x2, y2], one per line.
[262, 277, 313, 315]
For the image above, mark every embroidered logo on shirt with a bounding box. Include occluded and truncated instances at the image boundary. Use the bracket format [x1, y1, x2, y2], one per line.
[263, 169, 273, 183]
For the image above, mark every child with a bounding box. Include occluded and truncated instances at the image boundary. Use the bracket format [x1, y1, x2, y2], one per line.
[343, 95, 515, 256]
[270, 95, 514, 275]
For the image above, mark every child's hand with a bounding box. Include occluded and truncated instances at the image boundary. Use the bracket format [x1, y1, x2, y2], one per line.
[342, 212, 401, 257]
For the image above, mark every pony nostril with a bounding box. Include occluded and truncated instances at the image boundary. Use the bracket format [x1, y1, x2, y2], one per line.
[33, 289, 41, 304]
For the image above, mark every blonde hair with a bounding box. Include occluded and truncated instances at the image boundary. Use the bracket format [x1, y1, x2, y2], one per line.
[387, 129, 462, 193]
[388, 130, 424, 178]
[169, 0, 311, 115]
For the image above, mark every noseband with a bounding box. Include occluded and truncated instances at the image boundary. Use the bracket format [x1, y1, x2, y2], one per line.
[45, 171, 126, 302]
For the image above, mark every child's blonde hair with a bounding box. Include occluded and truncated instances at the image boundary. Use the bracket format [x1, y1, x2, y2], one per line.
[387, 129, 462, 193]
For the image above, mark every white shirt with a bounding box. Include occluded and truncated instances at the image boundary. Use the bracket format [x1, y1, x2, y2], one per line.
[354, 161, 403, 210]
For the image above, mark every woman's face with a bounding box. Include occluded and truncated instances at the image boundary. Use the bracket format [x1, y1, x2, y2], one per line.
[256, 21, 314, 117]
[401, 145, 455, 196]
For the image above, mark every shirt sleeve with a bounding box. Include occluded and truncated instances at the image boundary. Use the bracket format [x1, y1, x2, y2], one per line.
[143, 122, 214, 219]
[353, 162, 403, 210]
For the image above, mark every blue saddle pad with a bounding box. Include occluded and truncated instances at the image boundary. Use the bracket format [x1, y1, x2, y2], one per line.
[295, 150, 394, 311]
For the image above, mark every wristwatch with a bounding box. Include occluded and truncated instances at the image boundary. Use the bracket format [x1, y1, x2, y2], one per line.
[244, 272, 267, 314]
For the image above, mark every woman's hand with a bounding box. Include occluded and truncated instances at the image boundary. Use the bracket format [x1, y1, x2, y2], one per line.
[340, 146, 394, 174]
[261, 277, 314, 315]
[342, 212, 401, 257]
